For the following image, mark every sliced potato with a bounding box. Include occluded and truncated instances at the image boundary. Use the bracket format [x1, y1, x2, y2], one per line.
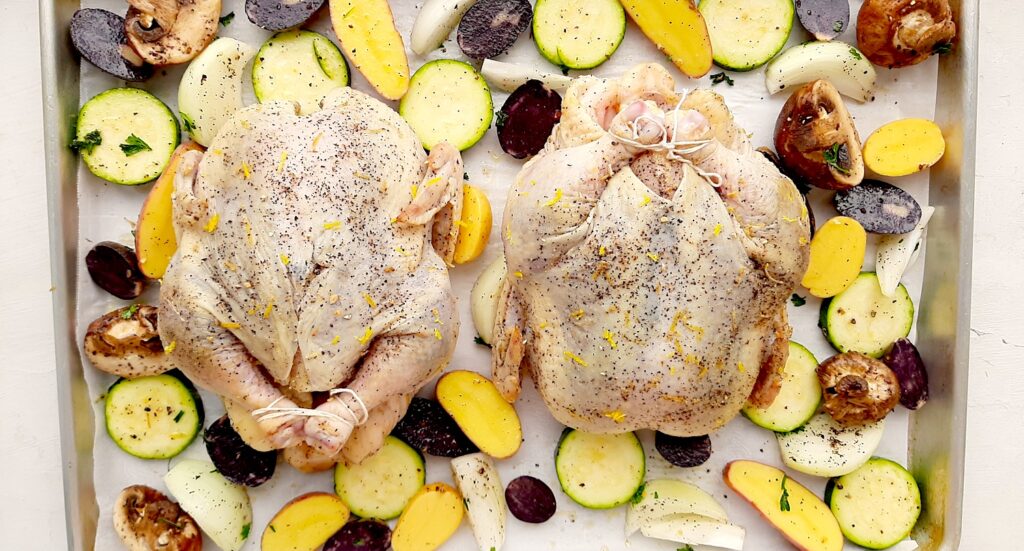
[262, 492, 350, 551]
[436, 370, 522, 458]
[454, 184, 493, 264]
[392, 483, 464, 551]
[329, 0, 410, 100]
[863, 118, 946, 177]
[136, 142, 203, 279]
[620, 0, 713, 78]
[801, 216, 866, 298]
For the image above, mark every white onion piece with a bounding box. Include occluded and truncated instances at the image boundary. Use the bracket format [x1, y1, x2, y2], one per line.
[765, 41, 877, 102]
[877, 206, 935, 297]
[481, 59, 574, 93]
[410, 0, 479, 55]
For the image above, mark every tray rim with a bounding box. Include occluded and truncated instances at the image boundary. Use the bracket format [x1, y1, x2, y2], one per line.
[38, 1, 979, 549]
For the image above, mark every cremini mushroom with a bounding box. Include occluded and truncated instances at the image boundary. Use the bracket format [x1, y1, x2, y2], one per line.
[857, 0, 957, 68]
[83, 305, 170, 378]
[774, 79, 864, 191]
[817, 352, 900, 426]
[125, 0, 221, 65]
[113, 485, 202, 551]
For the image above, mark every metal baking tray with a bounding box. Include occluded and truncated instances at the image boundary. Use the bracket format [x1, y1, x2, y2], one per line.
[40, 0, 978, 549]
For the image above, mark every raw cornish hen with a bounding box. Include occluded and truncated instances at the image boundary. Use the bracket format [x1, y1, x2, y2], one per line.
[492, 64, 811, 436]
[160, 87, 462, 464]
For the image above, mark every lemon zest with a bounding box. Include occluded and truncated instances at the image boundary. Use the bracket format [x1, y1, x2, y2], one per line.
[331, 335, 341, 346]
[223, 260, 237, 272]
[164, 341, 177, 354]
[542, 188, 563, 207]
[277, 151, 288, 173]
[603, 329, 617, 349]
[514, 271, 524, 279]
[363, 293, 377, 308]
[203, 213, 220, 233]
[647, 252, 660, 262]
[604, 410, 626, 423]
[570, 309, 585, 321]
[713, 223, 723, 236]
[279, 253, 290, 266]
[220, 321, 241, 329]
[241, 163, 251, 180]
[410, 184, 419, 200]
[425, 176, 442, 187]
[357, 327, 374, 345]
[640, 194, 651, 207]
[263, 303, 274, 319]
[598, 245, 607, 256]
[323, 221, 342, 230]
[563, 351, 588, 367]
[311, 133, 323, 151]
[434, 328, 443, 340]
[738, 361, 746, 373]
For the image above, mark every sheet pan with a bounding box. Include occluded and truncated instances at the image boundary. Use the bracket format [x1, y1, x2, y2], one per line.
[40, 0, 978, 549]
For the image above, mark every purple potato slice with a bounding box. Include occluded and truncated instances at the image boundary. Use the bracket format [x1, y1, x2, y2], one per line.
[392, 397, 478, 457]
[505, 475, 557, 523]
[795, 0, 851, 41]
[833, 179, 922, 234]
[203, 415, 277, 487]
[245, 0, 326, 31]
[457, 0, 533, 60]
[70, 9, 153, 82]
[323, 519, 391, 551]
[655, 432, 713, 468]
[881, 338, 930, 410]
[86, 241, 147, 300]
[497, 79, 562, 159]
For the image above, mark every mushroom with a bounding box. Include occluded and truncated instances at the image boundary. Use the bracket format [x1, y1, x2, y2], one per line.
[113, 485, 202, 551]
[125, 0, 221, 65]
[774, 79, 864, 191]
[817, 352, 900, 426]
[857, 0, 956, 68]
[83, 305, 170, 379]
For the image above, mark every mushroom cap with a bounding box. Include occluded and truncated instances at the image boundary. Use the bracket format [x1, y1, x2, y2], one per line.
[857, 0, 957, 68]
[817, 352, 900, 426]
[774, 79, 865, 191]
[125, 0, 221, 65]
[113, 485, 202, 551]
[84, 305, 170, 378]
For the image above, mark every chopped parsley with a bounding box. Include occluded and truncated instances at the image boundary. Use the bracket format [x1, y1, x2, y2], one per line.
[70, 130, 102, 154]
[495, 110, 509, 129]
[833, 20, 845, 33]
[677, 546, 695, 551]
[823, 143, 850, 175]
[780, 475, 792, 512]
[630, 483, 646, 505]
[849, 47, 863, 60]
[474, 335, 492, 348]
[791, 294, 807, 307]
[241, 522, 251, 539]
[219, 12, 235, 26]
[119, 134, 152, 157]
[120, 304, 141, 319]
[934, 42, 953, 55]
[710, 72, 735, 87]
[173, 410, 185, 423]
[181, 112, 197, 134]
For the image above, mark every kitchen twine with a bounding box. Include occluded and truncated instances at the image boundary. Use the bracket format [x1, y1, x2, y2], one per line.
[614, 94, 724, 187]
[252, 388, 369, 428]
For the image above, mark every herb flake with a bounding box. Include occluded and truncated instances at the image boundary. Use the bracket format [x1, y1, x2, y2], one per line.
[780, 475, 792, 512]
[181, 112, 197, 134]
[710, 72, 735, 87]
[833, 20, 845, 33]
[495, 110, 509, 129]
[791, 294, 807, 307]
[219, 12, 235, 26]
[934, 42, 953, 55]
[157, 517, 183, 530]
[173, 410, 185, 423]
[120, 134, 152, 157]
[849, 47, 863, 60]
[474, 335, 492, 348]
[630, 483, 646, 505]
[823, 143, 850, 175]
[241, 522, 251, 540]
[120, 304, 141, 319]
[677, 546, 695, 551]
[70, 130, 102, 154]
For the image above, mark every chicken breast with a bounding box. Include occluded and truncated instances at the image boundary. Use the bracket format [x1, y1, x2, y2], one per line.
[492, 64, 811, 436]
[159, 88, 463, 461]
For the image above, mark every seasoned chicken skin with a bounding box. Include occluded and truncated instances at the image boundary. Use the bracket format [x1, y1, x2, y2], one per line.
[493, 65, 810, 436]
[160, 88, 462, 461]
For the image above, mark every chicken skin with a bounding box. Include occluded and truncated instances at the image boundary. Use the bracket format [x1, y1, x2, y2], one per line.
[493, 64, 810, 436]
[159, 88, 462, 462]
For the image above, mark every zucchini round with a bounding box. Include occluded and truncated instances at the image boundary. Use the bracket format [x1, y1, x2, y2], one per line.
[555, 429, 645, 509]
[334, 435, 425, 520]
[820, 272, 915, 358]
[104, 372, 203, 459]
[76, 88, 179, 185]
[533, 0, 625, 70]
[742, 341, 821, 432]
[825, 457, 922, 549]
[399, 60, 493, 151]
[700, 0, 795, 71]
[252, 30, 349, 116]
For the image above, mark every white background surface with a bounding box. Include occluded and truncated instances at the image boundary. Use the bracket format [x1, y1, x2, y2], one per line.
[0, 1, 1020, 549]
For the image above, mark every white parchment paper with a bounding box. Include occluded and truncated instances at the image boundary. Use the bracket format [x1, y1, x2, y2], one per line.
[75, 1, 938, 549]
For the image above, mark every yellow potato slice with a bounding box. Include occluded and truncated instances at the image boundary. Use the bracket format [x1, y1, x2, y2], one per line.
[329, 0, 410, 100]
[801, 216, 866, 298]
[454, 184, 493, 265]
[863, 118, 945, 177]
[620, 0, 713, 78]
[392, 483, 464, 551]
[436, 370, 523, 458]
[262, 492, 350, 551]
[135, 142, 203, 279]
